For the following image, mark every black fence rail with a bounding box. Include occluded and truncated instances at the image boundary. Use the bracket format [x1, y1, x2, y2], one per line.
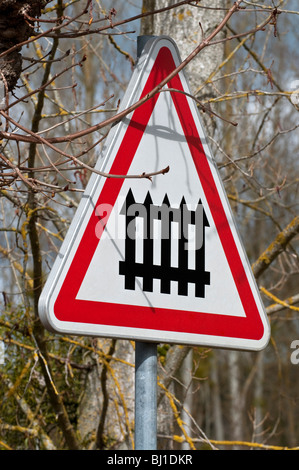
[119, 189, 210, 298]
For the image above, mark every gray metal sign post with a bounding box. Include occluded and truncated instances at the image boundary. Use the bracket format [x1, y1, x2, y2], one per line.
[135, 341, 157, 450]
[134, 36, 159, 452]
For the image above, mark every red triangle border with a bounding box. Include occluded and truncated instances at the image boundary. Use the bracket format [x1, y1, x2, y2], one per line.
[54, 45, 265, 342]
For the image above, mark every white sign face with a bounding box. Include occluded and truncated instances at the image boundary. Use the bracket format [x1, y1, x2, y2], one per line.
[38, 36, 270, 351]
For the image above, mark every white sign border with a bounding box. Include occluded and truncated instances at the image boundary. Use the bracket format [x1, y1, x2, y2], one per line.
[38, 36, 270, 352]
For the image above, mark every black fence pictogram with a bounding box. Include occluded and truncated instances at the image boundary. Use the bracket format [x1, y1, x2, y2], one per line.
[119, 189, 210, 298]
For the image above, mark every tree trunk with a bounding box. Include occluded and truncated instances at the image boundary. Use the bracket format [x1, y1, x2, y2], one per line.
[0, 1, 50, 92]
[210, 353, 224, 441]
[140, 0, 226, 447]
[228, 351, 244, 448]
[140, 0, 225, 96]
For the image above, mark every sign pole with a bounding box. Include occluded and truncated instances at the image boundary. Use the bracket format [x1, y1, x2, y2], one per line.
[135, 341, 157, 450]
[134, 36, 158, 452]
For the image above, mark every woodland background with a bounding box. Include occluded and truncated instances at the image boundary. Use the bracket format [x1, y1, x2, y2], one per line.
[0, 0, 298, 450]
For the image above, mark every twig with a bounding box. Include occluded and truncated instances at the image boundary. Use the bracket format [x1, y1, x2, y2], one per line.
[1, 3, 276, 148]
[0, 110, 170, 182]
[0, 0, 92, 60]
[160, 88, 238, 126]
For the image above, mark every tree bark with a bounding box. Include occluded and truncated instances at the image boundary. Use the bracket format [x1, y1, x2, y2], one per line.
[140, 0, 226, 447]
[252, 216, 299, 280]
[0, 0, 50, 91]
[140, 0, 225, 96]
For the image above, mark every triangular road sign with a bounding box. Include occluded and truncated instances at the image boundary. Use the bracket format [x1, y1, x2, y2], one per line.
[39, 36, 270, 351]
